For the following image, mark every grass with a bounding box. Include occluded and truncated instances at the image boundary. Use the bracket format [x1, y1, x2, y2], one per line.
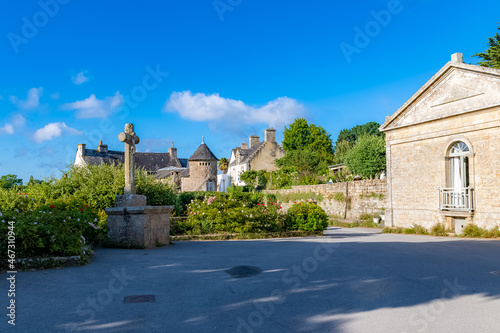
[275, 192, 324, 203]
[359, 192, 385, 200]
[462, 224, 500, 238]
[171, 230, 324, 241]
[329, 218, 380, 229]
[382, 223, 429, 235]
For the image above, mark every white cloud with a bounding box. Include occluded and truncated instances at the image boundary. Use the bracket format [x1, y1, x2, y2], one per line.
[50, 92, 60, 100]
[10, 87, 43, 110]
[33, 122, 82, 143]
[165, 91, 306, 129]
[72, 71, 90, 85]
[0, 114, 26, 135]
[0, 124, 14, 135]
[62, 92, 124, 118]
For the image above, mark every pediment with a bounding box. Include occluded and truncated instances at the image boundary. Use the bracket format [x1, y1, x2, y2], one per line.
[381, 63, 500, 131]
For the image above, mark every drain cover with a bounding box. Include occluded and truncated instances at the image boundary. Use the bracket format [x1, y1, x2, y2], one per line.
[491, 271, 500, 276]
[124, 295, 156, 303]
[225, 266, 262, 278]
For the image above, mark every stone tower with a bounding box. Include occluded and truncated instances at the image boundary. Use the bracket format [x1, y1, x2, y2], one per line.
[181, 137, 218, 192]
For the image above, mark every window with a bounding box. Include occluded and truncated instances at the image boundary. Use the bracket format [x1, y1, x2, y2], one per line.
[448, 142, 470, 188]
[206, 181, 214, 191]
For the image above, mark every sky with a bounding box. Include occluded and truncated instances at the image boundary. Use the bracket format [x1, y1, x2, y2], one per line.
[0, 0, 499, 182]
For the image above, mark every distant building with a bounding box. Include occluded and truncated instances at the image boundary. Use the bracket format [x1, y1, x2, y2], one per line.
[228, 128, 286, 186]
[74, 138, 218, 192]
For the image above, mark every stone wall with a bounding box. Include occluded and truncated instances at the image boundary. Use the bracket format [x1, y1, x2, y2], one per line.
[263, 179, 387, 220]
[182, 161, 218, 192]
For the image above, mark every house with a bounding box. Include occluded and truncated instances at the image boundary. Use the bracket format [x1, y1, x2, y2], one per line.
[380, 53, 500, 233]
[74, 138, 218, 192]
[228, 128, 286, 186]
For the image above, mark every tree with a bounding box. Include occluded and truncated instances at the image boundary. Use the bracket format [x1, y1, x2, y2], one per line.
[474, 24, 500, 68]
[218, 157, 229, 174]
[240, 170, 268, 189]
[332, 139, 354, 165]
[0, 174, 22, 189]
[27, 176, 42, 186]
[275, 149, 323, 173]
[345, 134, 386, 179]
[335, 121, 382, 146]
[282, 118, 334, 161]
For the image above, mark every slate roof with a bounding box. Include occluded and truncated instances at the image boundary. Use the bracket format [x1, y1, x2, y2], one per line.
[82, 149, 185, 173]
[188, 143, 218, 161]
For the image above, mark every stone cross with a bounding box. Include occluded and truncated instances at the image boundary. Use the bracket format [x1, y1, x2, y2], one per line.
[118, 123, 140, 195]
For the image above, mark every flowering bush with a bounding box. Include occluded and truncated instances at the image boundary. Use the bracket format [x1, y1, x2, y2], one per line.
[286, 201, 328, 231]
[182, 195, 288, 235]
[0, 197, 106, 260]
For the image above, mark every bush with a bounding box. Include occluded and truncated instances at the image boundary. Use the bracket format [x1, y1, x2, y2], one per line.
[0, 198, 105, 260]
[345, 134, 386, 179]
[286, 202, 328, 231]
[185, 195, 286, 234]
[430, 223, 448, 237]
[462, 224, 500, 238]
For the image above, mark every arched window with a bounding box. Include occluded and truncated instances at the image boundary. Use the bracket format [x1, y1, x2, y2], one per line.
[448, 141, 469, 189]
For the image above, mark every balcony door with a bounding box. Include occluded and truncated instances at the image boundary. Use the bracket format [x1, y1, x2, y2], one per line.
[449, 142, 469, 189]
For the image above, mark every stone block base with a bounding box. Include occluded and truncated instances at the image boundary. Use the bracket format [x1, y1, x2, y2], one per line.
[114, 194, 147, 207]
[105, 205, 173, 248]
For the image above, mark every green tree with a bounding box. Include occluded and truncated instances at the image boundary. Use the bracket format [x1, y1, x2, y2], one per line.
[332, 139, 354, 165]
[345, 134, 386, 179]
[335, 121, 382, 145]
[275, 149, 323, 173]
[0, 174, 22, 189]
[240, 170, 268, 189]
[474, 24, 500, 68]
[282, 118, 334, 160]
[218, 157, 229, 174]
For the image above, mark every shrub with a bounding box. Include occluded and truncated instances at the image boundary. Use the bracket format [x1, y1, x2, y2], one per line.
[286, 202, 328, 231]
[345, 134, 386, 179]
[185, 195, 286, 234]
[430, 223, 448, 237]
[275, 192, 323, 203]
[0, 198, 105, 260]
[333, 192, 345, 202]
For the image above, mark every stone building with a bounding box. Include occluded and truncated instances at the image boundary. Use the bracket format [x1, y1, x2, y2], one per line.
[74, 138, 218, 192]
[380, 53, 500, 233]
[228, 128, 286, 186]
[180, 138, 218, 192]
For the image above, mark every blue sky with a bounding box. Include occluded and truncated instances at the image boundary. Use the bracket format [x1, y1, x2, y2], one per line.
[1, 0, 499, 181]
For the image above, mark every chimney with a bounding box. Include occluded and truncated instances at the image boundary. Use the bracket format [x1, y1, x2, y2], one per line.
[97, 140, 108, 153]
[241, 143, 248, 149]
[77, 143, 86, 156]
[249, 134, 260, 148]
[451, 53, 463, 63]
[168, 141, 177, 159]
[264, 127, 276, 143]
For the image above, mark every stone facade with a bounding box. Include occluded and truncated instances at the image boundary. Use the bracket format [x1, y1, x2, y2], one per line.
[181, 139, 218, 192]
[380, 53, 500, 231]
[264, 180, 387, 219]
[229, 128, 286, 186]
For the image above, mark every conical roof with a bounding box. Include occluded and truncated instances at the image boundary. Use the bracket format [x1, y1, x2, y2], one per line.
[188, 142, 218, 161]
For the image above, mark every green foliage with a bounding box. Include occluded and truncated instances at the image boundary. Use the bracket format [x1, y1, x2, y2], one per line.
[184, 195, 286, 234]
[267, 167, 296, 189]
[430, 223, 449, 237]
[281, 118, 334, 163]
[462, 224, 500, 238]
[473, 24, 500, 68]
[332, 140, 354, 165]
[335, 122, 383, 145]
[286, 202, 329, 231]
[240, 170, 268, 189]
[0, 198, 105, 260]
[276, 149, 325, 173]
[345, 134, 386, 179]
[333, 192, 345, 202]
[382, 224, 428, 235]
[0, 174, 23, 189]
[218, 157, 229, 173]
[329, 220, 379, 228]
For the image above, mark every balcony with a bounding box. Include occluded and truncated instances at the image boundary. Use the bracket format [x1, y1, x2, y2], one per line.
[438, 187, 474, 212]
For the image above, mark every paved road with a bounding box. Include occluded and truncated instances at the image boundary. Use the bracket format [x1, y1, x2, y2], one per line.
[2, 227, 500, 333]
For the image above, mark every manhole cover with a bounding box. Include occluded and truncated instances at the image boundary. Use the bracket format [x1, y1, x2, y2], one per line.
[123, 295, 156, 303]
[225, 266, 262, 278]
[491, 271, 500, 276]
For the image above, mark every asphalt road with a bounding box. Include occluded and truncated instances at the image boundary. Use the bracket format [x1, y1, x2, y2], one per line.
[2, 227, 500, 333]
